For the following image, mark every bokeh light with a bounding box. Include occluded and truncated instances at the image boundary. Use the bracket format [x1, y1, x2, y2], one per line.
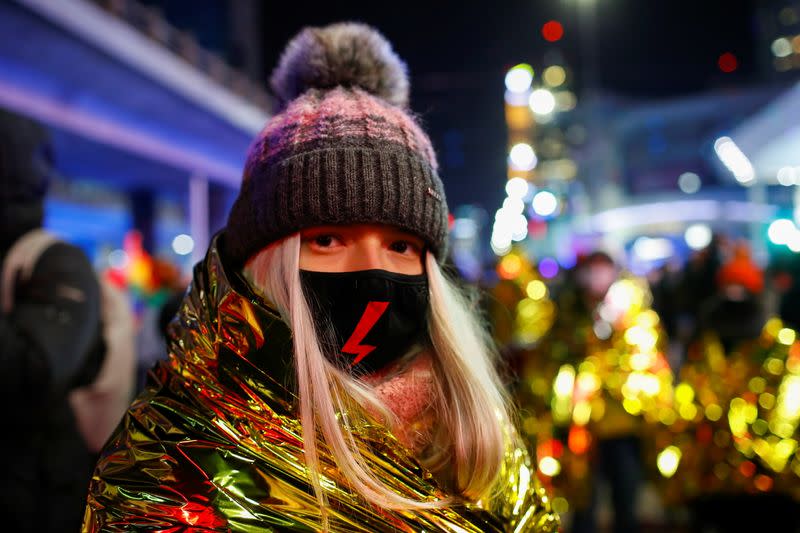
[505, 177, 530, 199]
[777, 328, 796, 345]
[633, 237, 674, 261]
[529, 88, 557, 115]
[768, 219, 797, 245]
[510, 214, 529, 242]
[502, 196, 526, 214]
[526, 280, 548, 300]
[541, 20, 564, 42]
[555, 91, 577, 112]
[685, 224, 713, 250]
[772, 37, 793, 58]
[657, 446, 682, 478]
[532, 190, 558, 217]
[509, 143, 538, 171]
[714, 136, 755, 184]
[539, 257, 559, 278]
[543, 65, 566, 87]
[452, 218, 477, 240]
[777, 166, 797, 186]
[497, 254, 522, 279]
[505, 64, 534, 93]
[172, 234, 195, 255]
[678, 171, 701, 193]
[718, 52, 738, 73]
[491, 238, 512, 256]
[538, 456, 561, 477]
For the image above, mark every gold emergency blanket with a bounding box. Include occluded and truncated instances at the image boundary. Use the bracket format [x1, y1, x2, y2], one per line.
[83, 237, 559, 532]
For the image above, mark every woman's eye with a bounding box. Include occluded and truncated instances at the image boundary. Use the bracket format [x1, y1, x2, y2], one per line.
[314, 235, 335, 247]
[390, 241, 414, 254]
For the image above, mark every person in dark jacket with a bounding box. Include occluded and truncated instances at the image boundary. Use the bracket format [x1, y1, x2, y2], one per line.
[0, 108, 103, 532]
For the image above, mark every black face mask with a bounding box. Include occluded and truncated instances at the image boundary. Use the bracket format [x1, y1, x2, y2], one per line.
[299, 269, 430, 374]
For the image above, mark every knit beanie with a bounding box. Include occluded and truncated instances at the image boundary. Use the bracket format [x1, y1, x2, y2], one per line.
[225, 22, 449, 266]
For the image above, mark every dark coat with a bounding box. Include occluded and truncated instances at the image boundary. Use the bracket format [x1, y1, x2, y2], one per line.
[0, 238, 103, 532]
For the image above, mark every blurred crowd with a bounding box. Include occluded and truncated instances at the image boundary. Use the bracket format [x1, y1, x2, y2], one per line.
[495, 239, 800, 532]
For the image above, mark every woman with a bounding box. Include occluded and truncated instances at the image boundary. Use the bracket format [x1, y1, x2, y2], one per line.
[84, 23, 558, 532]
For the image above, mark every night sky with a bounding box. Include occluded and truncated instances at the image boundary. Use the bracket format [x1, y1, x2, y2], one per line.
[263, 0, 756, 210]
[258, 0, 760, 213]
[147, 0, 763, 212]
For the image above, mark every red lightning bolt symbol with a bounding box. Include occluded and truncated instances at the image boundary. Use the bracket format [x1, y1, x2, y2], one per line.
[342, 301, 390, 366]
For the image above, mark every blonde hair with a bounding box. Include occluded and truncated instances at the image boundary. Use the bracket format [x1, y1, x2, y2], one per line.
[243, 234, 511, 518]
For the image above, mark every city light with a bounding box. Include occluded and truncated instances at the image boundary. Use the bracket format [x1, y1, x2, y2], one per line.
[526, 280, 547, 300]
[532, 190, 558, 216]
[657, 446, 682, 478]
[541, 20, 564, 42]
[714, 136, 755, 184]
[452, 218, 478, 240]
[491, 230, 512, 256]
[505, 64, 534, 93]
[504, 90, 530, 106]
[633, 237, 674, 261]
[718, 52, 739, 73]
[789, 232, 800, 253]
[678, 171, 701, 194]
[553, 365, 575, 396]
[172, 234, 195, 255]
[505, 177, 530, 198]
[772, 37, 793, 58]
[511, 214, 529, 242]
[778, 328, 796, 346]
[555, 91, 577, 112]
[543, 65, 566, 87]
[497, 254, 522, 278]
[509, 143, 538, 171]
[503, 196, 526, 214]
[539, 257, 560, 278]
[685, 224, 713, 250]
[777, 166, 797, 186]
[529, 88, 557, 115]
[768, 219, 797, 245]
[538, 456, 561, 477]
[492, 206, 515, 254]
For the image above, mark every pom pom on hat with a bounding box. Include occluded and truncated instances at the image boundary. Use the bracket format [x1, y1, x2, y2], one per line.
[270, 22, 410, 112]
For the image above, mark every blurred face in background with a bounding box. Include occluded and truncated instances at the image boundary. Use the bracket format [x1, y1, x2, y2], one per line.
[577, 258, 618, 300]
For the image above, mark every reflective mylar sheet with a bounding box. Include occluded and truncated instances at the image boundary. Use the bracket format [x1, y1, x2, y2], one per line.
[83, 236, 559, 532]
